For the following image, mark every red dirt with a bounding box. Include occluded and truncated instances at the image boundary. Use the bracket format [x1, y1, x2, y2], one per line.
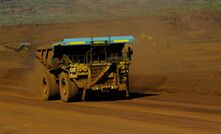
[0, 10, 221, 134]
[1, 13, 221, 96]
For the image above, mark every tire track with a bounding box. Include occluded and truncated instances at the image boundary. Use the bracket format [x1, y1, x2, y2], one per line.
[0, 92, 220, 133]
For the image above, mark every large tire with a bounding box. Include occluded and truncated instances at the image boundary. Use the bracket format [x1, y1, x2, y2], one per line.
[41, 71, 59, 100]
[59, 72, 79, 102]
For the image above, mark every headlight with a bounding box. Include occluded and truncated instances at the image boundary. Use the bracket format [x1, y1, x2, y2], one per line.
[121, 65, 125, 70]
[78, 67, 83, 72]
[70, 67, 77, 73]
[83, 67, 88, 72]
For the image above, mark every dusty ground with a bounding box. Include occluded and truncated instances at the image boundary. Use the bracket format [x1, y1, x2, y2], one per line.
[0, 9, 221, 134]
[0, 89, 221, 134]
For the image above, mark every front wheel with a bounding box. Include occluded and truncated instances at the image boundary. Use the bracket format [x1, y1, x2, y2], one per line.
[59, 72, 79, 102]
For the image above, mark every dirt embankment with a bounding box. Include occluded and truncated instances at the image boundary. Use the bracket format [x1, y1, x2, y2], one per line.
[0, 12, 221, 97]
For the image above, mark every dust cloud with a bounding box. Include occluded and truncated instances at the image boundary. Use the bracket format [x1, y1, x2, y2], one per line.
[0, 12, 221, 97]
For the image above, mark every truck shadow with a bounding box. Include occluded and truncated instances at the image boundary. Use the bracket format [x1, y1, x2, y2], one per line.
[84, 91, 159, 102]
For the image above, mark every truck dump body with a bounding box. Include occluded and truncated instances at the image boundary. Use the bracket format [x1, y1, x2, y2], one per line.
[36, 36, 135, 102]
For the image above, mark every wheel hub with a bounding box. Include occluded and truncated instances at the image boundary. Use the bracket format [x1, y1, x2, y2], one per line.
[62, 79, 67, 95]
[42, 78, 48, 94]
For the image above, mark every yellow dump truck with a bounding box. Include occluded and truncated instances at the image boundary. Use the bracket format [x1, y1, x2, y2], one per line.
[36, 36, 135, 102]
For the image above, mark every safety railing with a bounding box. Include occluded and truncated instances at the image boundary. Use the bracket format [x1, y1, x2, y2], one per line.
[68, 52, 131, 64]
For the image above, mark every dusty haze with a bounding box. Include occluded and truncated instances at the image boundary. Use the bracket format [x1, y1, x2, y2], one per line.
[0, 12, 221, 96]
[0, 1, 221, 134]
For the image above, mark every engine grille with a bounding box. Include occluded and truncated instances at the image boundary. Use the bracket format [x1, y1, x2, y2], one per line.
[90, 64, 114, 85]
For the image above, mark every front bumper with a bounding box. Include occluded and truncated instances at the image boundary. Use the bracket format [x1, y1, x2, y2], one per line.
[91, 84, 127, 92]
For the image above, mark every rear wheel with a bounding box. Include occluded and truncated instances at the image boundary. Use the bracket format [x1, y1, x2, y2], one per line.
[59, 72, 79, 102]
[41, 71, 59, 100]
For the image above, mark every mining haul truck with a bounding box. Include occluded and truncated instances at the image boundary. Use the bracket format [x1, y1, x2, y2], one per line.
[36, 36, 135, 102]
